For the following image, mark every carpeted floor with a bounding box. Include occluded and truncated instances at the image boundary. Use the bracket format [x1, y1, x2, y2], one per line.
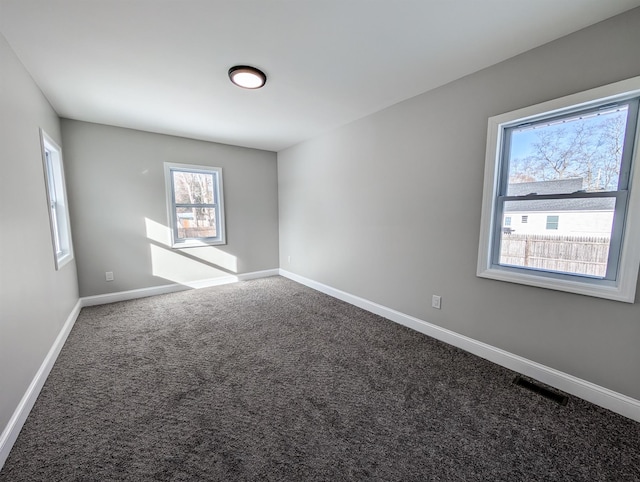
[1, 276, 638, 481]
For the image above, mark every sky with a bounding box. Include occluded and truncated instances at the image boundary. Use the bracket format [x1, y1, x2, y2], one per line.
[506, 106, 628, 185]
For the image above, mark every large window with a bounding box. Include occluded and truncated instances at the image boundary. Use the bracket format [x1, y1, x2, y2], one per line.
[164, 163, 226, 247]
[40, 129, 74, 270]
[477, 77, 640, 302]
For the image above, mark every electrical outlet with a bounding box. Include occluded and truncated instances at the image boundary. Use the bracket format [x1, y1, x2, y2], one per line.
[105, 271, 114, 281]
[287, 255, 291, 263]
[432, 295, 441, 309]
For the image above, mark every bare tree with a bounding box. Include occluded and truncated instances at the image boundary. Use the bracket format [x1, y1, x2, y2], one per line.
[509, 109, 627, 191]
[174, 172, 216, 235]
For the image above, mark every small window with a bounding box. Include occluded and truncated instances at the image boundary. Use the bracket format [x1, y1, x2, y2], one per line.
[164, 163, 226, 247]
[504, 216, 512, 226]
[478, 77, 640, 302]
[40, 130, 74, 270]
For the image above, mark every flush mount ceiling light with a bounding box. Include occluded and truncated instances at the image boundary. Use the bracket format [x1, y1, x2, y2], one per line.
[228, 65, 267, 89]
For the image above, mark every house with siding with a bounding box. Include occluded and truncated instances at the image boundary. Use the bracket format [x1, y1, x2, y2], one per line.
[503, 178, 615, 236]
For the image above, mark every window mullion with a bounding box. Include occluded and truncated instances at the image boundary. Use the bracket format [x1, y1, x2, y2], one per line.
[174, 203, 216, 209]
[502, 191, 622, 202]
[491, 196, 506, 267]
[605, 192, 629, 280]
[617, 97, 640, 190]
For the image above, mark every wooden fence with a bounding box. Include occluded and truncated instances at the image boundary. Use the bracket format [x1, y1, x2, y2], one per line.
[178, 226, 217, 239]
[500, 234, 610, 277]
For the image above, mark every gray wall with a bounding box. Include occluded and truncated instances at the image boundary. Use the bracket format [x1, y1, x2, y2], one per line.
[61, 120, 279, 297]
[278, 9, 640, 400]
[0, 35, 80, 433]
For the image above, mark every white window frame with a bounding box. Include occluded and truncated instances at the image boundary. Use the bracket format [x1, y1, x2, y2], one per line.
[164, 162, 226, 248]
[40, 129, 74, 270]
[477, 77, 640, 303]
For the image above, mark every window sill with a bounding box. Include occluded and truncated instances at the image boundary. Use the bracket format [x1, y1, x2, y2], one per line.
[55, 252, 74, 271]
[171, 239, 226, 249]
[477, 265, 636, 303]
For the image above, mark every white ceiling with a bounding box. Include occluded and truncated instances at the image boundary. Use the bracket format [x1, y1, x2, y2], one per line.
[2, 1, 639, 152]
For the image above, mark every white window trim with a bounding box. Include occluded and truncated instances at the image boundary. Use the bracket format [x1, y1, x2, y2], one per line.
[477, 76, 640, 303]
[164, 162, 226, 248]
[40, 129, 74, 270]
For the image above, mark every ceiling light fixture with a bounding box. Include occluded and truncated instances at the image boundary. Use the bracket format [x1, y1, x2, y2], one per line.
[228, 65, 267, 89]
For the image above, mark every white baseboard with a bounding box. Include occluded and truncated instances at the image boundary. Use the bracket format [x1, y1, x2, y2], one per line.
[279, 269, 640, 422]
[0, 299, 82, 470]
[81, 269, 280, 307]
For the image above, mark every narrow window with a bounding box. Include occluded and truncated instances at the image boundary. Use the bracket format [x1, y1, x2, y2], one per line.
[40, 129, 74, 270]
[164, 163, 225, 247]
[478, 77, 640, 302]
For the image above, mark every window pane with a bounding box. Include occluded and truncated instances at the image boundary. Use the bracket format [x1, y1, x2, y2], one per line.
[506, 106, 628, 195]
[546, 215, 559, 230]
[50, 203, 62, 254]
[499, 198, 616, 277]
[175, 207, 217, 239]
[172, 171, 215, 204]
[40, 130, 74, 269]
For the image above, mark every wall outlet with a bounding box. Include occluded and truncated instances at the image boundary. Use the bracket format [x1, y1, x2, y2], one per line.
[431, 295, 441, 309]
[105, 271, 114, 281]
[287, 255, 291, 263]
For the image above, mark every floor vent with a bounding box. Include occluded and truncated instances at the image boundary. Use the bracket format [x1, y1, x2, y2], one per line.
[513, 376, 569, 406]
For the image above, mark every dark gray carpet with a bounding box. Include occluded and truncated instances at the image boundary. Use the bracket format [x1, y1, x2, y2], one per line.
[1, 276, 638, 481]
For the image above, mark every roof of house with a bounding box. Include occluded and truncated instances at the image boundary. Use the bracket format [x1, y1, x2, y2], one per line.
[504, 198, 616, 213]
[504, 178, 615, 212]
[507, 178, 583, 196]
